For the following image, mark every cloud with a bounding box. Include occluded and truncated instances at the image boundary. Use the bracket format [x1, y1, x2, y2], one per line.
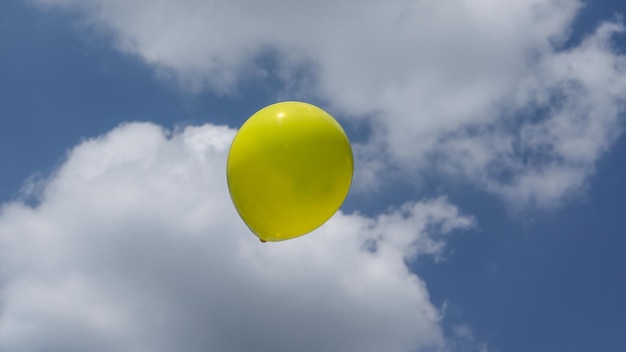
[0, 123, 474, 352]
[434, 20, 626, 208]
[28, 0, 626, 209]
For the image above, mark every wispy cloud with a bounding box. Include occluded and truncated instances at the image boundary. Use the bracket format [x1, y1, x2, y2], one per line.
[29, 0, 626, 209]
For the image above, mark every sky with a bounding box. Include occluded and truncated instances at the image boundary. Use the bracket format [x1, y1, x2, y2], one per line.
[1, 0, 625, 351]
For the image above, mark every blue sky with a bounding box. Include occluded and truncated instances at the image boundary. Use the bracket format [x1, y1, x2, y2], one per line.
[1, 1, 626, 351]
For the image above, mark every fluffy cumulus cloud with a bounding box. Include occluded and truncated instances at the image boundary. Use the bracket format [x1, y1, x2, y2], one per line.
[0, 123, 474, 352]
[28, 0, 626, 208]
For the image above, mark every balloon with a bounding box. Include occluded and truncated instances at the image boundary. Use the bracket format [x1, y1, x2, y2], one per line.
[227, 101, 353, 242]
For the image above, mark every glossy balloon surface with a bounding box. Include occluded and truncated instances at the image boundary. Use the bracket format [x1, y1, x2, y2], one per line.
[227, 101, 353, 242]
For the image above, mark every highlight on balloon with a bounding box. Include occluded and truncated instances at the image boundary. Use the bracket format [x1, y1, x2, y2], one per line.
[227, 101, 353, 242]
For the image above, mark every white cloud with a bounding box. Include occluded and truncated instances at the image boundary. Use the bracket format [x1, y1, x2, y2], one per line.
[28, 0, 626, 209]
[0, 123, 473, 352]
[435, 20, 626, 208]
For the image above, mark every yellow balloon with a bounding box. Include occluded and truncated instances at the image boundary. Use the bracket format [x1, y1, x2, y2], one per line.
[227, 101, 353, 242]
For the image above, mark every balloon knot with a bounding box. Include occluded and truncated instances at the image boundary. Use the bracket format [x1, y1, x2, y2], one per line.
[259, 238, 267, 243]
